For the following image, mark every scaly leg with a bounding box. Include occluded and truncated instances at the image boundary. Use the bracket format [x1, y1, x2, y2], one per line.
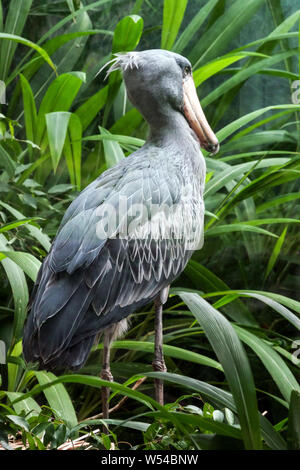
[101, 327, 114, 433]
[152, 287, 169, 405]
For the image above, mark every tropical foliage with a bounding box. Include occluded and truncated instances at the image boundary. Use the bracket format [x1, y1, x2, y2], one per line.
[0, 0, 299, 450]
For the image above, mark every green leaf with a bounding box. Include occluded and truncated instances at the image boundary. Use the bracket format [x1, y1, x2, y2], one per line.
[193, 52, 267, 87]
[200, 289, 300, 331]
[0, 0, 33, 80]
[19, 74, 38, 159]
[205, 223, 278, 238]
[0, 234, 28, 344]
[98, 340, 223, 371]
[7, 414, 29, 432]
[287, 391, 300, 450]
[0, 33, 56, 81]
[173, 0, 219, 53]
[265, 227, 288, 280]
[147, 410, 242, 440]
[234, 325, 300, 403]
[0, 217, 41, 233]
[48, 184, 73, 194]
[161, 0, 188, 50]
[99, 126, 125, 168]
[183, 261, 256, 325]
[144, 371, 285, 449]
[6, 392, 41, 419]
[217, 104, 300, 142]
[36, 73, 84, 149]
[83, 133, 144, 148]
[202, 50, 297, 107]
[0, 201, 51, 252]
[63, 113, 82, 190]
[112, 15, 144, 53]
[178, 292, 262, 450]
[256, 192, 300, 214]
[0, 144, 16, 177]
[0, 251, 41, 282]
[35, 371, 77, 430]
[75, 86, 108, 132]
[190, 0, 266, 66]
[16, 31, 112, 86]
[46, 112, 71, 173]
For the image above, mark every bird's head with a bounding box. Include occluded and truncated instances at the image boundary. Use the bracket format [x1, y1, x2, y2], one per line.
[104, 49, 219, 155]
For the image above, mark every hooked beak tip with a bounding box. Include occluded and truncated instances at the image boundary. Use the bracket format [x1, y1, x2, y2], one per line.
[204, 142, 219, 155]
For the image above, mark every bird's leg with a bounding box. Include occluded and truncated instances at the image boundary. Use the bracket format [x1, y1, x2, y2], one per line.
[101, 327, 114, 434]
[152, 287, 169, 405]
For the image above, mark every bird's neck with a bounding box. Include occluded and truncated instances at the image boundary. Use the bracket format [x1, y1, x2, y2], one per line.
[147, 109, 200, 152]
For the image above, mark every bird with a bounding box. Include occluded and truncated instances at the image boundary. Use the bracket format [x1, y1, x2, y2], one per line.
[23, 49, 219, 418]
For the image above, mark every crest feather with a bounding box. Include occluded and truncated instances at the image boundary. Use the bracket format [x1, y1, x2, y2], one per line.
[96, 52, 140, 80]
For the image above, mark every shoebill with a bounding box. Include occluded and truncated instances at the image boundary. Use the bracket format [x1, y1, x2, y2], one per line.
[23, 49, 219, 420]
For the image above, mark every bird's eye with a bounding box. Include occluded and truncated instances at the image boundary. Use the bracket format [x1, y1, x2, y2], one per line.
[183, 65, 191, 77]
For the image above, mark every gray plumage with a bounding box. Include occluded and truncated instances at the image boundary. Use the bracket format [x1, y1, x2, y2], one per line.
[23, 50, 211, 371]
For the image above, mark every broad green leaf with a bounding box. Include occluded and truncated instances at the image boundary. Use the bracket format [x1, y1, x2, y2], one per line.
[13, 373, 163, 413]
[6, 392, 41, 419]
[63, 113, 82, 190]
[234, 325, 300, 403]
[99, 126, 125, 168]
[205, 223, 278, 238]
[257, 193, 300, 214]
[36, 73, 84, 149]
[200, 289, 300, 331]
[161, 0, 188, 50]
[0, 217, 41, 233]
[7, 414, 29, 432]
[217, 105, 300, 142]
[184, 261, 256, 325]
[0, 251, 41, 282]
[48, 184, 73, 194]
[19, 74, 38, 159]
[46, 112, 71, 173]
[35, 371, 77, 430]
[193, 52, 268, 87]
[112, 15, 143, 53]
[0, 234, 28, 344]
[98, 340, 223, 371]
[178, 292, 262, 450]
[83, 133, 144, 148]
[75, 86, 108, 132]
[110, 108, 143, 135]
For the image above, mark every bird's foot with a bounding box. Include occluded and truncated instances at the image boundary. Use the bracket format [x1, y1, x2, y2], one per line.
[101, 368, 113, 383]
[152, 359, 167, 373]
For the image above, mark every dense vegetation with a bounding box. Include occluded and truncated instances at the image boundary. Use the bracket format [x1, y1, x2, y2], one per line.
[0, 0, 299, 450]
